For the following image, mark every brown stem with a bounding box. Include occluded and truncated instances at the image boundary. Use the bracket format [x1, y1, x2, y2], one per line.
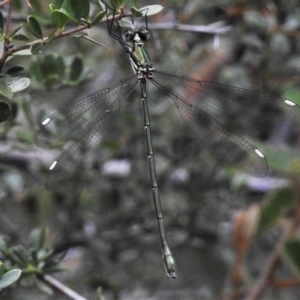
[270, 277, 300, 288]
[0, 0, 12, 71]
[246, 179, 300, 300]
[3, 0, 12, 38]
[40, 274, 88, 300]
[246, 220, 299, 300]
[0, 0, 10, 8]
[0, 12, 130, 73]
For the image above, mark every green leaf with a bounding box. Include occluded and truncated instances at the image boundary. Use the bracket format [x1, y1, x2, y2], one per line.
[100, 0, 115, 10]
[60, 0, 90, 23]
[12, 49, 33, 56]
[8, 24, 23, 39]
[6, 66, 25, 77]
[37, 247, 52, 261]
[258, 188, 294, 231]
[30, 43, 43, 55]
[10, 246, 29, 266]
[52, 0, 64, 9]
[0, 269, 22, 289]
[8, 78, 30, 93]
[110, 0, 121, 8]
[0, 236, 11, 252]
[0, 79, 13, 100]
[59, 7, 79, 23]
[69, 0, 90, 20]
[27, 16, 43, 39]
[139, 5, 164, 16]
[91, 10, 106, 25]
[69, 56, 83, 81]
[131, 7, 143, 17]
[49, 3, 56, 12]
[93, 0, 103, 9]
[29, 248, 38, 265]
[45, 29, 57, 44]
[0, 102, 11, 123]
[29, 228, 48, 251]
[0, 261, 5, 277]
[283, 239, 300, 278]
[11, 34, 30, 41]
[51, 9, 70, 29]
[43, 265, 65, 273]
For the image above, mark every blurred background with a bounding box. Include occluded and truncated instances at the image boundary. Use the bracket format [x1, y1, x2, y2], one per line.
[1, 0, 300, 299]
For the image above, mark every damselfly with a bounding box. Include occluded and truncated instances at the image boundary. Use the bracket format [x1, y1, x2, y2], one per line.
[35, 8, 300, 278]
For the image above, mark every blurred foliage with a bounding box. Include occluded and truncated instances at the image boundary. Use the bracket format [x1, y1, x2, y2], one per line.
[0, 0, 300, 299]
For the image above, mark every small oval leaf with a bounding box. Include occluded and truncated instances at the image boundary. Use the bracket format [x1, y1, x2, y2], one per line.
[8, 78, 30, 93]
[29, 228, 48, 251]
[27, 16, 43, 39]
[0, 269, 21, 288]
[131, 7, 143, 18]
[8, 24, 23, 39]
[100, 0, 115, 10]
[30, 43, 43, 55]
[11, 34, 30, 41]
[91, 10, 105, 25]
[49, 3, 56, 12]
[0, 79, 13, 100]
[69, 56, 83, 81]
[139, 5, 164, 16]
[6, 66, 25, 77]
[13, 49, 33, 56]
[69, 0, 90, 20]
[51, 9, 69, 29]
[0, 102, 11, 123]
[10, 246, 29, 266]
[258, 187, 294, 231]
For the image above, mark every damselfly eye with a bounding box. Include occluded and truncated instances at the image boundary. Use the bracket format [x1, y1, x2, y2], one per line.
[123, 30, 134, 41]
[139, 29, 150, 41]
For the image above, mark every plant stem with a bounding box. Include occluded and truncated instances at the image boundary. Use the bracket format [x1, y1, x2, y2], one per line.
[41, 274, 88, 300]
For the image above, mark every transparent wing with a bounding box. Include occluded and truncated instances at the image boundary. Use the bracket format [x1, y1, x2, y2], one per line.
[35, 75, 137, 147]
[35, 76, 138, 189]
[150, 70, 300, 177]
[154, 70, 300, 129]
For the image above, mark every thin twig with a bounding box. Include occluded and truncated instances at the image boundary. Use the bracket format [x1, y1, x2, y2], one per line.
[41, 274, 88, 300]
[3, 0, 12, 38]
[0, 0, 10, 8]
[4, 13, 131, 58]
[82, 35, 109, 49]
[246, 223, 298, 300]
[0, 0, 12, 71]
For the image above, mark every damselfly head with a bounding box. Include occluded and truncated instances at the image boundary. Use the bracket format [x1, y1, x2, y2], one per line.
[138, 27, 150, 41]
[122, 29, 135, 42]
[122, 28, 150, 43]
